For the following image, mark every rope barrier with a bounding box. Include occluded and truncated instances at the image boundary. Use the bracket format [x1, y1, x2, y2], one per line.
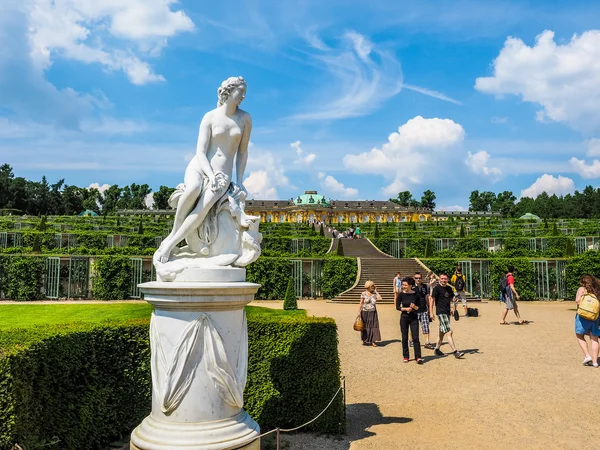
[252, 376, 346, 448]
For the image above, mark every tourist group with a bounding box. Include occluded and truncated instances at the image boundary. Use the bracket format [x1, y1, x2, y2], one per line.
[357, 266, 600, 367]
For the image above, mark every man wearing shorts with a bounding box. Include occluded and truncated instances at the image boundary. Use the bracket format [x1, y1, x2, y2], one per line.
[431, 273, 465, 358]
[451, 266, 468, 317]
[413, 271, 434, 349]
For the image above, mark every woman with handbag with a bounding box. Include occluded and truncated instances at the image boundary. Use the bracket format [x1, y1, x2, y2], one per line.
[357, 280, 382, 346]
[575, 275, 600, 367]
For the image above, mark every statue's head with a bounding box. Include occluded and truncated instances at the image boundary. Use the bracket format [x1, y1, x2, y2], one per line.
[217, 76, 247, 107]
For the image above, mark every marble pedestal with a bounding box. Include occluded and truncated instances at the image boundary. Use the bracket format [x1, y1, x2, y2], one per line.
[130, 268, 260, 450]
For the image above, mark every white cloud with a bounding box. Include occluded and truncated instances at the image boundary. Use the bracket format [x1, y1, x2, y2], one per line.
[27, 0, 194, 84]
[476, 30, 600, 131]
[344, 116, 465, 194]
[586, 138, 600, 157]
[317, 172, 359, 198]
[520, 174, 575, 198]
[465, 150, 501, 179]
[402, 84, 462, 105]
[145, 192, 154, 209]
[292, 31, 403, 120]
[88, 182, 110, 193]
[569, 157, 600, 179]
[243, 149, 290, 199]
[291, 140, 316, 166]
[436, 205, 467, 212]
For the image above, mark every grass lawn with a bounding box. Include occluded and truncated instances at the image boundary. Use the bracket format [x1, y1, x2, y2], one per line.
[0, 303, 305, 331]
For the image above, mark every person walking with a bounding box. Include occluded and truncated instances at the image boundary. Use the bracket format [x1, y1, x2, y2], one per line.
[431, 273, 465, 358]
[358, 280, 382, 347]
[575, 275, 600, 367]
[451, 266, 468, 317]
[413, 271, 434, 349]
[396, 277, 423, 363]
[355, 226, 361, 239]
[500, 265, 526, 325]
[393, 272, 402, 303]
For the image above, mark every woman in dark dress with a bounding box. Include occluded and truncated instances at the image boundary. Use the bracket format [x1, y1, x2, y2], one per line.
[358, 280, 382, 346]
[396, 277, 423, 363]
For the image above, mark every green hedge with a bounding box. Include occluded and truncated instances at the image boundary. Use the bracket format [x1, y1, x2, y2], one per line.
[92, 256, 133, 300]
[565, 253, 600, 298]
[419, 255, 600, 300]
[0, 320, 151, 450]
[246, 315, 343, 433]
[0, 315, 343, 449]
[261, 236, 331, 257]
[0, 256, 44, 300]
[420, 258, 538, 300]
[321, 257, 357, 298]
[246, 257, 357, 299]
[246, 258, 293, 300]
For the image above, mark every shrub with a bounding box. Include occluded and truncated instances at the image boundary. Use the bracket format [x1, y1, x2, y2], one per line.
[374, 222, 380, 238]
[0, 256, 45, 301]
[319, 223, 325, 237]
[565, 239, 575, 257]
[283, 277, 298, 310]
[92, 256, 133, 300]
[321, 257, 357, 298]
[0, 320, 152, 450]
[246, 315, 343, 433]
[246, 258, 293, 300]
[0, 315, 344, 449]
[336, 239, 344, 256]
[424, 239, 434, 258]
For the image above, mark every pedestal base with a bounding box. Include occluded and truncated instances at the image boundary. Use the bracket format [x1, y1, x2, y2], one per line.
[130, 411, 260, 450]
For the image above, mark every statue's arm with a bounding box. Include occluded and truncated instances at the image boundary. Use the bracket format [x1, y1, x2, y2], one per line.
[236, 113, 252, 186]
[195, 114, 216, 180]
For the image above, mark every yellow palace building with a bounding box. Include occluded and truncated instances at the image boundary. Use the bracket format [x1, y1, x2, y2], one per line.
[245, 190, 433, 224]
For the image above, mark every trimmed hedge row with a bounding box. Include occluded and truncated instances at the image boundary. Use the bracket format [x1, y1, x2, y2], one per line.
[246, 257, 357, 300]
[0, 315, 343, 450]
[421, 254, 600, 300]
[374, 236, 577, 258]
[261, 236, 331, 257]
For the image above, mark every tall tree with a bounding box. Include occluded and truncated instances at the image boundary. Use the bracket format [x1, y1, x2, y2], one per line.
[0, 164, 14, 209]
[469, 190, 496, 212]
[420, 190, 436, 209]
[98, 185, 122, 213]
[153, 186, 176, 210]
[389, 191, 414, 206]
[492, 191, 516, 217]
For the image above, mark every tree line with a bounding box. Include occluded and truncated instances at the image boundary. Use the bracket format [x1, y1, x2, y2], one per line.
[0, 164, 175, 216]
[468, 187, 600, 218]
[2, 163, 598, 218]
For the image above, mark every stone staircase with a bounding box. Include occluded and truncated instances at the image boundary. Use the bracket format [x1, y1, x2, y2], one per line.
[330, 238, 428, 304]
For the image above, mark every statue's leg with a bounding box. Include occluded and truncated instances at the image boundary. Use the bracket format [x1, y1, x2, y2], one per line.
[164, 169, 204, 241]
[156, 186, 224, 263]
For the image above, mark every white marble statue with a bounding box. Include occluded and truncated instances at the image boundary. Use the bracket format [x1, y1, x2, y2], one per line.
[154, 76, 262, 281]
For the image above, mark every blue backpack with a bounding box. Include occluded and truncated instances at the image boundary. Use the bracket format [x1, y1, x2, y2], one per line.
[499, 276, 509, 301]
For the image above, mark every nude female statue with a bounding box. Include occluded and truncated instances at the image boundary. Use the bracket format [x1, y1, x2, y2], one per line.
[155, 76, 252, 264]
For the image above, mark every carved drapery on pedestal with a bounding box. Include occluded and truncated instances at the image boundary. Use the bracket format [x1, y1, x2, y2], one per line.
[150, 311, 248, 414]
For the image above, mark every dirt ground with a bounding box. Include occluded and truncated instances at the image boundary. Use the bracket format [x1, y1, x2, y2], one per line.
[254, 299, 600, 450]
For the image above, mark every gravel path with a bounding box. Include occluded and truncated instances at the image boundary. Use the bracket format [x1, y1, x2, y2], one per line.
[255, 299, 600, 450]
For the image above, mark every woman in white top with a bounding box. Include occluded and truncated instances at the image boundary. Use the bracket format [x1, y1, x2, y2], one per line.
[358, 280, 382, 346]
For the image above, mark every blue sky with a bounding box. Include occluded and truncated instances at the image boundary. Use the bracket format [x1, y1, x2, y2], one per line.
[2, 0, 600, 210]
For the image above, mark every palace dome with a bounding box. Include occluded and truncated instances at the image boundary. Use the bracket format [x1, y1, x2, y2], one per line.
[294, 190, 329, 206]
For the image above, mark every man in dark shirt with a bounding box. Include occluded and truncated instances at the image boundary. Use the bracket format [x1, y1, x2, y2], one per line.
[431, 273, 465, 358]
[413, 271, 434, 349]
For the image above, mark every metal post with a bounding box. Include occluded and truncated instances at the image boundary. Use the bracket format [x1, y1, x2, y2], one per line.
[343, 376, 346, 431]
